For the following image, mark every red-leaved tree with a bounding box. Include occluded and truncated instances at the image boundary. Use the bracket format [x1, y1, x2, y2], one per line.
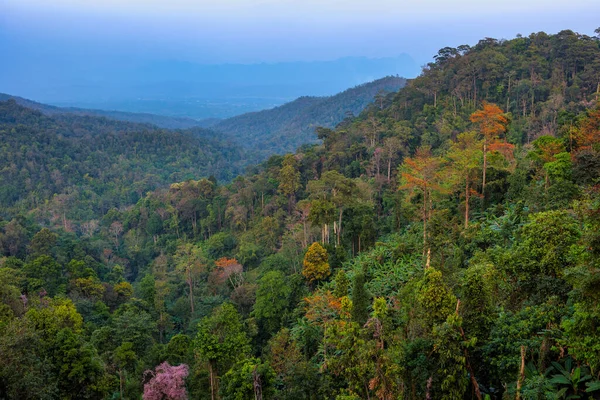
[143, 362, 189, 400]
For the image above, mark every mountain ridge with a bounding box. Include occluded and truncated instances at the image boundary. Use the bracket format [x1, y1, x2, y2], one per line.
[213, 75, 407, 155]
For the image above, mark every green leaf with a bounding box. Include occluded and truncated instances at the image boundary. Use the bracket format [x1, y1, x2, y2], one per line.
[586, 381, 600, 392]
[550, 375, 572, 385]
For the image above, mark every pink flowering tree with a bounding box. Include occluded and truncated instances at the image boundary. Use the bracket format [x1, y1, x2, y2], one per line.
[143, 362, 189, 400]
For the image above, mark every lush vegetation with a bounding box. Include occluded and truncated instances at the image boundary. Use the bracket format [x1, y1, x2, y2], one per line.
[1, 29, 600, 400]
[214, 76, 406, 156]
[0, 100, 246, 221]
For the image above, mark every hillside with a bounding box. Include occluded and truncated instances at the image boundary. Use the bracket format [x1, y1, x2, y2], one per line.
[0, 99, 245, 220]
[0, 93, 208, 130]
[214, 75, 406, 155]
[1, 30, 600, 400]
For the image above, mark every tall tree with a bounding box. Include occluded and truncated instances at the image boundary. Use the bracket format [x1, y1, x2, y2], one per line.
[279, 154, 301, 213]
[446, 132, 483, 228]
[383, 136, 405, 183]
[195, 303, 251, 400]
[399, 146, 444, 261]
[470, 102, 508, 200]
[173, 243, 207, 315]
[308, 171, 356, 246]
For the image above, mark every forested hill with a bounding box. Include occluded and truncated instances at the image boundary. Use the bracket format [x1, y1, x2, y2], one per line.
[0, 99, 245, 220]
[213, 75, 406, 155]
[0, 93, 208, 130]
[1, 30, 600, 400]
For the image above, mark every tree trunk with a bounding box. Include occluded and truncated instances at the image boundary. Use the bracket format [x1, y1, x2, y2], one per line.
[422, 188, 428, 259]
[425, 376, 433, 400]
[302, 220, 308, 249]
[456, 300, 482, 400]
[516, 346, 526, 400]
[465, 178, 470, 229]
[119, 369, 124, 400]
[209, 360, 219, 400]
[482, 140, 487, 202]
[187, 271, 194, 314]
[387, 158, 392, 182]
[337, 208, 343, 247]
[253, 366, 263, 400]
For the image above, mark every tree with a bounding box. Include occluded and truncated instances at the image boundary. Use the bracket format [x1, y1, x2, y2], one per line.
[351, 272, 370, 326]
[23, 255, 64, 296]
[432, 314, 469, 400]
[195, 303, 251, 400]
[417, 268, 456, 327]
[209, 257, 244, 294]
[52, 328, 108, 399]
[446, 132, 483, 228]
[220, 357, 275, 400]
[399, 146, 445, 260]
[143, 362, 189, 400]
[334, 269, 350, 298]
[173, 243, 207, 314]
[383, 136, 405, 183]
[308, 171, 356, 246]
[308, 199, 336, 244]
[470, 102, 508, 200]
[113, 308, 156, 355]
[279, 154, 301, 213]
[252, 270, 292, 335]
[529, 135, 566, 190]
[302, 242, 330, 283]
[574, 106, 600, 151]
[114, 342, 136, 400]
[28, 228, 58, 259]
[109, 221, 124, 249]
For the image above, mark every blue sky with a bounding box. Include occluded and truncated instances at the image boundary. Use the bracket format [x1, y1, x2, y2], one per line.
[3, 0, 599, 66]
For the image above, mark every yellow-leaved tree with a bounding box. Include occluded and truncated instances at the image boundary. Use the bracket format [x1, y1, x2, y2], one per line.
[302, 242, 330, 283]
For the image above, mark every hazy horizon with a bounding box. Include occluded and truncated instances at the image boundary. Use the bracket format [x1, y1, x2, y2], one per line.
[1, 0, 598, 117]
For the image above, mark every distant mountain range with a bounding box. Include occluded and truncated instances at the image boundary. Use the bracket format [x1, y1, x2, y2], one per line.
[0, 93, 210, 130]
[0, 56, 418, 119]
[1, 75, 406, 157]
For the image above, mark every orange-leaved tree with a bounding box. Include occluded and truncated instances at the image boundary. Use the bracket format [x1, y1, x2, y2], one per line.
[470, 102, 509, 199]
[574, 105, 600, 151]
[209, 257, 244, 294]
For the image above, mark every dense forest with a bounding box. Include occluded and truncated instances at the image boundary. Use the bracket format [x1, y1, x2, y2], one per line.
[0, 101, 246, 221]
[213, 76, 406, 156]
[1, 29, 600, 400]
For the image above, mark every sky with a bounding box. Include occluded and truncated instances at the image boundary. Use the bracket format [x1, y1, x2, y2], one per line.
[3, 0, 599, 66]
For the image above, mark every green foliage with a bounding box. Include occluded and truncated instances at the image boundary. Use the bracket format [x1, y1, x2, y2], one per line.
[252, 270, 292, 335]
[195, 303, 251, 370]
[220, 357, 275, 400]
[518, 210, 580, 277]
[417, 268, 456, 326]
[350, 272, 370, 325]
[432, 314, 468, 400]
